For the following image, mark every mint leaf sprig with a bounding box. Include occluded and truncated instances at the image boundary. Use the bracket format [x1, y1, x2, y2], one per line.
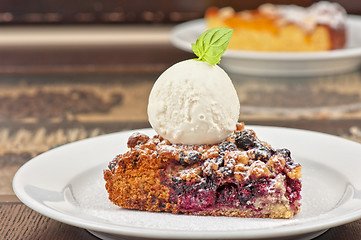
[191, 27, 233, 66]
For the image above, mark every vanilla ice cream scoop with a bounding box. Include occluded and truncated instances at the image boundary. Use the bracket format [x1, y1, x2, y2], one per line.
[147, 59, 240, 145]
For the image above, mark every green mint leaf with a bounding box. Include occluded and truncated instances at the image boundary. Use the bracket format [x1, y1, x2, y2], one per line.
[191, 27, 233, 65]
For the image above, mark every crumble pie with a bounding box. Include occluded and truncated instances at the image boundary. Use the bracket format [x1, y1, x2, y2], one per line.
[104, 123, 302, 219]
[205, 2, 346, 51]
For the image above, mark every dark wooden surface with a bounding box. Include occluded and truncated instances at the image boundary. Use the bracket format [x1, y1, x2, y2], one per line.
[1, 38, 361, 239]
[1, 202, 361, 240]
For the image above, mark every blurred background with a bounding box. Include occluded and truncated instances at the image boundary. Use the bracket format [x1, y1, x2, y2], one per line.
[1, 0, 361, 161]
[1, 1, 361, 239]
[1, 0, 361, 170]
[0, 0, 358, 73]
[0, 0, 360, 25]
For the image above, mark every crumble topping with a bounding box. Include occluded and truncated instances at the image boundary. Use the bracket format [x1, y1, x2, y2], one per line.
[111, 123, 301, 186]
[105, 123, 302, 218]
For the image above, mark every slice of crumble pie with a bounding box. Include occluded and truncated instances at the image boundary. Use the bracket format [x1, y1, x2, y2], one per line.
[104, 123, 302, 219]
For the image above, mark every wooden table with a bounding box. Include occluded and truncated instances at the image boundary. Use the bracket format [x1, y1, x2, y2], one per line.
[1, 31, 361, 239]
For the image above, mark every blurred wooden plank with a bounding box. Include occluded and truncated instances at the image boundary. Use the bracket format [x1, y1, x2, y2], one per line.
[0, 203, 98, 240]
[0, 195, 20, 203]
[0, 25, 171, 47]
[316, 220, 361, 240]
[0, 44, 193, 74]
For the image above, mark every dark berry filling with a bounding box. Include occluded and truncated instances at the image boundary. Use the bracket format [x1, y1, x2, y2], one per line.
[124, 128, 301, 216]
[216, 183, 239, 206]
[168, 177, 273, 212]
[253, 147, 273, 161]
[235, 130, 258, 150]
[277, 148, 291, 158]
[179, 190, 217, 211]
[238, 178, 270, 206]
[286, 177, 302, 206]
[179, 151, 202, 165]
[219, 141, 238, 153]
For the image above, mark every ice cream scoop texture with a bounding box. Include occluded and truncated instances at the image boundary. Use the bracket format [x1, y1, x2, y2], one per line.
[147, 59, 240, 145]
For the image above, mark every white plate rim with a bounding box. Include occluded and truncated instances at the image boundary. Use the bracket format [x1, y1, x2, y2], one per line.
[170, 15, 361, 61]
[12, 126, 361, 239]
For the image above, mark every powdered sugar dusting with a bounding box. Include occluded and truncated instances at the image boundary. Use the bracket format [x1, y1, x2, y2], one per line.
[69, 159, 348, 232]
[260, 1, 347, 31]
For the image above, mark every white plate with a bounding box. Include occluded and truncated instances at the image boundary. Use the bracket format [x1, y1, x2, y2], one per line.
[170, 16, 361, 76]
[13, 126, 361, 240]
